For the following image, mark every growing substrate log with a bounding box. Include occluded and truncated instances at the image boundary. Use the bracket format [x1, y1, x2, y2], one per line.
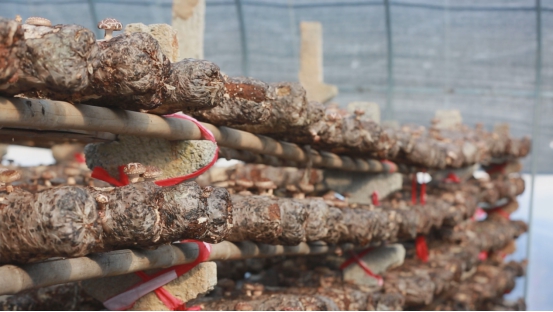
[0, 19, 97, 96]
[383, 123, 530, 169]
[440, 219, 528, 252]
[476, 174, 525, 205]
[147, 58, 226, 114]
[186, 75, 273, 126]
[225, 183, 476, 246]
[383, 243, 480, 308]
[44, 32, 171, 111]
[477, 298, 526, 311]
[227, 195, 345, 245]
[192, 284, 404, 311]
[0, 181, 231, 264]
[191, 79, 325, 137]
[0, 282, 102, 311]
[436, 261, 526, 311]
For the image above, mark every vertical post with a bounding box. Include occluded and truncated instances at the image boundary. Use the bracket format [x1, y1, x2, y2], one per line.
[235, 0, 250, 77]
[443, 0, 451, 108]
[298, 22, 338, 103]
[524, 0, 542, 305]
[87, 0, 100, 38]
[287, 0, 300, 72]
[383, 0, 394, 120]
[172, 0, 206, 60]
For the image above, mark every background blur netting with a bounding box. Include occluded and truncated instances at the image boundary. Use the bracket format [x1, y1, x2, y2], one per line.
[2, 0, 552, 173]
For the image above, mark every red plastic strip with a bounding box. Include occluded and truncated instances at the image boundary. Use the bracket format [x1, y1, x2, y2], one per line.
[415, 235, 429, 263]
[91, 167, 125, 187]
[340, 249, 383, 286]
[488, 206, 510, 220]
[371, 191, 379, 206]
[420, 170, 427, 205]
[103, 241, 210, 311]
[411, 173, 417, 205]
[381, 160, 397, 173]
[478, 251, 488, 261]
[444, 172, 461, 183]
[340, 247, 374, 270]
[91, 113, 219, 188]
[471, 208, 487, 221]
[74, 152, 86, 164]
[485, 162, 507, 175]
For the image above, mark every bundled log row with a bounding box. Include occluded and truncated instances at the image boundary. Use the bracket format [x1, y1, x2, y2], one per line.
[193, 257, 405, 311]
[193, 283, 404, 311]
[0, 282, 102, 311]
[422, 261, 526, 311]
[473, 174, 526, 205]
[0, 182, 232, 263]
[0, 178, 478, 264]
[189, 226, 525, 311]
[440, 218, 528, 252]
[0, 18, 531, 170]
[383, 245, 480, 307]
[227, 182, 479, 246]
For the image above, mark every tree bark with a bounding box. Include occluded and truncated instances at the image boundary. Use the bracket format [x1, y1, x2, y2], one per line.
[0, 282, 102, 311]
[0, 182, 232, 263]
[0, 20, 97, 96]
[192, 286, 403, 311]
[148, 59, 225, 114]
[48, 32, 171, 111]
[440, 219, 528, 252]
[226, 196, 345, 245]
[477, 175, 525, 204]
[445, 261, 526, 310]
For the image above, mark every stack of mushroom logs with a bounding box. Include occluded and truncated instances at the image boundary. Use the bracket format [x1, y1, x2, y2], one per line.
[0, 16, 530, 310]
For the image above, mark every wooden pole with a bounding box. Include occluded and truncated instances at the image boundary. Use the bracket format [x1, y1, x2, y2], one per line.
[0, 96, 397, 173]
[0, 241, 346, 295]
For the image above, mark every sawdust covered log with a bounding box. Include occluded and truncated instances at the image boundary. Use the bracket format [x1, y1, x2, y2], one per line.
[0, 19, 24, 90]
[187, 76, 273, 126]
[477, 175, 525, 204]
[193, 80, 325, 137]
[193, 285, 403, 311]
[383, 243, 480, 307]
[0, 282, 102, 311]
[446, 261, 526, 310]
[65, 32, 170, 111]
[224, 195, 283, 243]
[23, 32, 170, 111]
[226, 196, 343, 245]
[440, 219, 527, 252]
[339, 207, 388, 245]
[0, 19, 97, 96]
[0, 182, 231, 263]
[302, 110, 396, 159]
[148, 59, 226, 114]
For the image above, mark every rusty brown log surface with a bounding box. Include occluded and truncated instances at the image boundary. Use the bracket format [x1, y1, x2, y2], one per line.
[423, 261, 526, 311]
[224, 183, 478, 246]
[0, 282, 103, 311]
[0, 20, 97, 96]
[440, 219, 528, 252]
[148, 59, 226, 114]
[0, 181, 232, 264]
[475, 175, 526, 205]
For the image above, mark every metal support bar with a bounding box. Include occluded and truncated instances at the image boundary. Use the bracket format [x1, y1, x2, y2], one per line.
[234, 0, 250, 77]
[383, 0, 395, 120]
[524, 0, 542, 303]
[86, 0, 100, 38]
[0, 97, 397, 173]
